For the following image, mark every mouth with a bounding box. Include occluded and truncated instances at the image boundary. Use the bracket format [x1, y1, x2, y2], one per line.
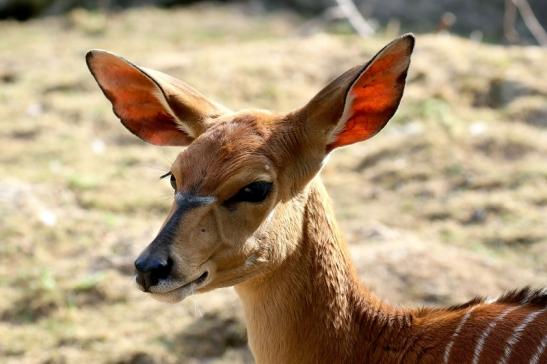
[137, 271, 210, 303]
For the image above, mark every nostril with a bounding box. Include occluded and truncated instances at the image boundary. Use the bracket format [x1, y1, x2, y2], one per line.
[155, 257, 173, 280]
[134, 255, 174, 291]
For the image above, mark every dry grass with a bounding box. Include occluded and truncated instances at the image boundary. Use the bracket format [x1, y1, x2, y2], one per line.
[0, 4, 546, 363]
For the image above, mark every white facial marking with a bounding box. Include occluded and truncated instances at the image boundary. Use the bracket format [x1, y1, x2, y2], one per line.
[499, 308, 547, 364]
[264, 206, 276, 225]
[471, 306, 518, 364]
[529, 333, 547, 364]
[443, 305, 479, 364]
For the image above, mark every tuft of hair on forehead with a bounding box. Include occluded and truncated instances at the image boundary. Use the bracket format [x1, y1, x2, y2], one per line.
[204, 113, 273, 143]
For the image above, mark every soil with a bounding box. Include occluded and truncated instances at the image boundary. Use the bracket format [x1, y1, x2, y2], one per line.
[0, 5, 546, 363]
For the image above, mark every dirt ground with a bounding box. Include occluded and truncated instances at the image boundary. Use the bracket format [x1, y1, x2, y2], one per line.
[0, 4, 546, 364]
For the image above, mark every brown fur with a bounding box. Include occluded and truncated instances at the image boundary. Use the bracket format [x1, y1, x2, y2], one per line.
[87, 35, 547, 363]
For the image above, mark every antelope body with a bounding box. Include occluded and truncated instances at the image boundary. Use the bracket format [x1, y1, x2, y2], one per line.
[86, 35, 547, 364]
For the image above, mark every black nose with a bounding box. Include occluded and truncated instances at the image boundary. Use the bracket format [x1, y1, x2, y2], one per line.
[134, 255, 173, 291]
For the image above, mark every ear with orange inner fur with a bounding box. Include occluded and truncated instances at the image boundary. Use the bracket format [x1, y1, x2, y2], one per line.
[86, 50, 228, 146]
[300, 34, 414, 152]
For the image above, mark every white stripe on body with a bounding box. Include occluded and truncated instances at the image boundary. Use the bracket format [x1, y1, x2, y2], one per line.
[529, 334, 547, 364]
[443, 305, 479, 364]
[499, 308, 547, 364]
[470, 306, 518, 364]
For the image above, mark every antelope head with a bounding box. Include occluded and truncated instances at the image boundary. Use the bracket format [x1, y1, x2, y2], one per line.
[86, 35, 414, 303]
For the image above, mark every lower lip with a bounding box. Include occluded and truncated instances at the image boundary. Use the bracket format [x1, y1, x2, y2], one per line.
[150, 271, 209, 296]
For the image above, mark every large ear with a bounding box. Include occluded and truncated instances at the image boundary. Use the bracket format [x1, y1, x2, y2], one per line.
[85, 50, 229, 146]
[299, 34, 414, 152]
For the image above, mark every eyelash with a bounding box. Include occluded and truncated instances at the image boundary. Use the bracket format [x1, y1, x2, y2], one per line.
[160, 172, 176, 190]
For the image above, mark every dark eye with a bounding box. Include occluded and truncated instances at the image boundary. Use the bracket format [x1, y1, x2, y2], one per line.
[170, 174, 176, 190]
[160, 171, 177, 190]
[224, 181, 273, 206]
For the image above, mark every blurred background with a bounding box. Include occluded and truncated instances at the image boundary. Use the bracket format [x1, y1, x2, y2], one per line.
[0, 0, 546, 363]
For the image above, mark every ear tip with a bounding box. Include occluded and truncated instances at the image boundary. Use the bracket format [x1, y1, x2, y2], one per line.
[86, 48, 105, 58]
[85, 49, 120, 67]
[85, 50, 95, 64]
[398, 33, 416, 52]
[85, 49, 104, 69]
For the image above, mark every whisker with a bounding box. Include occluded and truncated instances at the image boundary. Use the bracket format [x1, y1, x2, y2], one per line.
[189, 297, 203, 318]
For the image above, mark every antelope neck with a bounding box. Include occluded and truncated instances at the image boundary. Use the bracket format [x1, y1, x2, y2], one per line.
[235, 178, 412, 363]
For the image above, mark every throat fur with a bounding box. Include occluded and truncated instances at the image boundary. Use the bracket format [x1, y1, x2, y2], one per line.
[236, 179, 411, 364]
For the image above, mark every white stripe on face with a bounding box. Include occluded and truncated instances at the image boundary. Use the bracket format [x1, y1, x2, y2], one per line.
[443, 305, 479, 364]
[499, 308, 547, 364]
[529, 334, 547, 364]
[470, 306, 519, 364]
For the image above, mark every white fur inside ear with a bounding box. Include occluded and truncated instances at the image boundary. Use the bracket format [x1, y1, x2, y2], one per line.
[327, 84, 356, 146]
[151, 85, 196, 139]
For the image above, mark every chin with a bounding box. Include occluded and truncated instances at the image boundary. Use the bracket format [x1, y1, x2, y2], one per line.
[148, 284, 197, 303]
[150, 291, 187, 304]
